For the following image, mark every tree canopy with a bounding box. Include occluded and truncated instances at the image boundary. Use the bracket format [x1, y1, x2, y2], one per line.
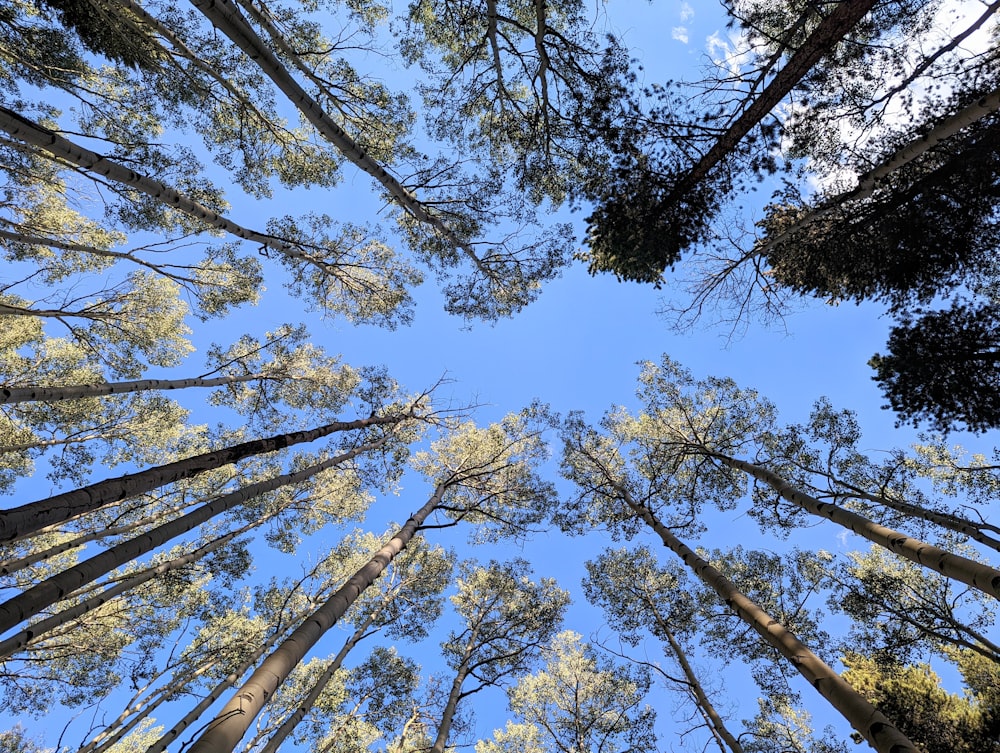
[1, 2, 999, 753]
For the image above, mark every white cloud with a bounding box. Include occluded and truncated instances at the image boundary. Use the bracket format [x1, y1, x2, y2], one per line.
[672, 26, 689, 44]
[706, 31, 727, 59]
[706, 30, 751, 78]
[680, 2, 694, 22]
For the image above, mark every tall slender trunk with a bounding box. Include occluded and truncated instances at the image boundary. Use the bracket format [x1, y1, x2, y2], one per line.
[711, 452, 1000, 601]
[142, 611, 310, 753]
[754, 86, 1000, 257]
[1, 499, 200, 576]
[0, 302, 116, 321]
[662, 0, 878, 207]
[0, 225, 198, 282]
[117, 0, 281, 122]
[0, 513, 271, 659]
[77, 654, 225, 753]
[649, 610, 744, 753]
[615, 483, 917, 753]
[132, 555, 348, 753]
[257, 610, 378, 753]
[185, 482, 450, 753]
[830, 482, 1000, 554]
[189, 0, 488, 274]
[0, 410, 411, 543]
[428, 625, 478, 753]
[1, 373, 265, 405]
[1, 433, 112, 453]
[0, 107, 331, 270]
[387, 705, 427, 753]
[0, 436, 389, 633]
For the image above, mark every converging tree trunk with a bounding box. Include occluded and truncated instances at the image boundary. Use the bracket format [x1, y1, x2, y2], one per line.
[0, 410, 412, 542]
[142, 610, 315, 753]
[755, 86, 1000, 258]
[0, 497, 206, 576]
[189, 0, 485, 270]
[615, 482, 917, 753]
[257, 611, 377, 753]
[0, 514, 272, 659]
[0, 107, 336, 271]
[184, 481, 451, 753]
[661, 625, 745, 753]
[0, 436, 390, 632]
[709, 451, 1000, 601]
[662, 0, 878, 209]
[429, 624, 479, 753]
[78, 655, 226, 753]
[817, 474, 1000, 555]
[1, 372, 266, 405]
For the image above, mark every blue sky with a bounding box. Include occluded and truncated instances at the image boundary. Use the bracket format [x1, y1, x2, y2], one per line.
[4, 0, 997, 750]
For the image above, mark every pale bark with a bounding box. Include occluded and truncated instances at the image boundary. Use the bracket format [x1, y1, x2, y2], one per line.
[647, 604, 744, 753]
[0, 501, 199, 576]
[0, 301, 119, 321]
[188, 0, 489, 275]
[78, 655, 224, 753]
[860, 1, 1000, 115]
[0, 107, 331, 269]
[616, 483, 917, 753]
[2, 433, 111, 453]
[135, 565, 341, 753]
[117, 0, 286, 125]
[185, 482, 449, 753]
[429, 622, 479, 753]
[712, 453, 1000, 601]
[0, 515, 267, 659]
[0, 435, 390, 633]
[387, 706, 428, 753]
[1, 372, 263, 405]
[257, 611, 377, 753]
[0, 410, 412, 543]
[838, 484, 1000, 554]
[0, 226, 213, 289]
[142, 615, 303, 753]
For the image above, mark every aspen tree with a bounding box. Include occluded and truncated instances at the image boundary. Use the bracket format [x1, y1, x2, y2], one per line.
[477, 631, 657, 753]
[0, 409, 415, 542]
[428, 559, 569, 753]
[584, 546, 745, 753]
[558, 417, 917, 753]
[185, 408, 555, 753]
[0, 435, 392, 631]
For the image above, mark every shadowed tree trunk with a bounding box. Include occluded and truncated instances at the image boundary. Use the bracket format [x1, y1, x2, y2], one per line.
[132, 610, 317, 753]
[662, 0, 878, 209]
[756, 86, 1000, 258]
[0, 495, 208, 576]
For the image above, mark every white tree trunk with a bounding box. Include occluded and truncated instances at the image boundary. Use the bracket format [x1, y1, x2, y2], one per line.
[185, 482, 450, 753]
[0, 410, 412, 543]
[0, 436, 390, 632]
